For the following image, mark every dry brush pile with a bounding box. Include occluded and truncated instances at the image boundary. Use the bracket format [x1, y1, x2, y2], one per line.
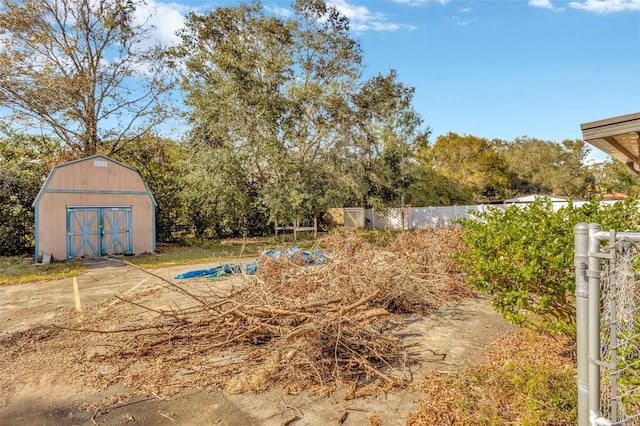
[70, 228, 473, 396]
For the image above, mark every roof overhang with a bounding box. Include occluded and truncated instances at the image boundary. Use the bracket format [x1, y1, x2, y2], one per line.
[581, 112, 640, 175]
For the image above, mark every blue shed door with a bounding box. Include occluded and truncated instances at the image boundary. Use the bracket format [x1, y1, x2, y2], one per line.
[67, 207, 132, 259]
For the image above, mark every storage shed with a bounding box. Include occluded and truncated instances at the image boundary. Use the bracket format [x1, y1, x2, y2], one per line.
[32, 155, 156, 261]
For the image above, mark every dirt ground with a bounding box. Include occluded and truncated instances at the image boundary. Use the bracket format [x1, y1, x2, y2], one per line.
[0, 258, 517, 425]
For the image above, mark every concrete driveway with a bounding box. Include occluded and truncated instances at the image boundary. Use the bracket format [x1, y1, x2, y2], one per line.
[0, 258, 255, 334]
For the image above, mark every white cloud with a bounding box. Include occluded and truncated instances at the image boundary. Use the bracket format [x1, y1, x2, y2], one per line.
[134, 0, 415, 39]
[459, 7, 474, 13]
[528, 0, 566, 11]
[529, 0, 555, 9]
[328, 0, 411, 32]
[529, 0, 640, 11]
[135, 0, 187, 46]
[453, 16, 478, 26]
[265, 4, 293, 18]
[394, 0, 450, 6]
[568, 0, 640, 12]
[328, 0, 375, 21]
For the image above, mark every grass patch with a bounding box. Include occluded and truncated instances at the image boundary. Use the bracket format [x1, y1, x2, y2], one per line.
[406, 328, 577, 425]
[0, 257, 86, 285]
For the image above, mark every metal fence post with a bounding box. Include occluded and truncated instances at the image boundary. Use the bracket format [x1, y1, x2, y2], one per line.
[608, 232, 619, 424]
[575, 222, 590, 425]
[588, 223, 602, 417]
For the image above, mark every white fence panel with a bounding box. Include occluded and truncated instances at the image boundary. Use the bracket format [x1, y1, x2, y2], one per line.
[364, 208, 407, 230]
[344, 204, 505, 230]
[344, 208, 365, 228]
[343, 200, 619, 230]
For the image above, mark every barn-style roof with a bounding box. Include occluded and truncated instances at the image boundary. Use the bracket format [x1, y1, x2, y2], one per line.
[581, 112, 640, 175]
[32, 154, 156, 208]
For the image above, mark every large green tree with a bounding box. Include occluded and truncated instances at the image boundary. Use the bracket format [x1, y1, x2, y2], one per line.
[112, 135, 195, 242]
[409, 136, 475, 206]
[425, 132, 511, 202]
[589, 158, 640, 197]
[0, 0, 176, 156]
[173, 0, 432, 234]
[173, 1, 296, 231]
[347, 70, 429, 209]
[174, 0, 427, 233]
[271, 0, 362, 223]
[498, 137, 592, 197]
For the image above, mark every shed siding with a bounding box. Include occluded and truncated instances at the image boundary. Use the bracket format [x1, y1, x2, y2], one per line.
[34, 155, 155, 261]
[36, 194, 153, 260]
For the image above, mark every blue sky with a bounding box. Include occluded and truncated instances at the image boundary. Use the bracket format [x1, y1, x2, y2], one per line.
[154, 0, 640, 162]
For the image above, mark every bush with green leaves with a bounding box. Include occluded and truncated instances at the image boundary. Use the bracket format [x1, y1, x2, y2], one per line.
[457, 196, 640, 335]
[0, 136, 56, 256]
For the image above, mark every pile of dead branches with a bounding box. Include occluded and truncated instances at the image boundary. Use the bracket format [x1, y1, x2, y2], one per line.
[73, 228, 472, 396]
[258, 227, 470, 313]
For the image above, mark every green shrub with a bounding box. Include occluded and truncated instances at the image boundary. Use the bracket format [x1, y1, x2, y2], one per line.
[0, 136, 53, 256]
[457, 196, 640, 335]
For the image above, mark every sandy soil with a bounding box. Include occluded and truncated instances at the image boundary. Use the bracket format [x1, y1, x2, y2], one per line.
[0, 259, 517, 425]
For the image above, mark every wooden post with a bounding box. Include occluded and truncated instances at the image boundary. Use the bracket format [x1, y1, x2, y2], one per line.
[314, 217, 318, 240]
[294, 219, 298, 242]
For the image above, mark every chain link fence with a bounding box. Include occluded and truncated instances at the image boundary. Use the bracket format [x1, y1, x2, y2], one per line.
[599, 237, 640, 425]
[575, 223, 640, 425]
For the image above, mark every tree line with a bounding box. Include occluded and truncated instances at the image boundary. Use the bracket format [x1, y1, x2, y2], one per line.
[0, 0, 637, 255]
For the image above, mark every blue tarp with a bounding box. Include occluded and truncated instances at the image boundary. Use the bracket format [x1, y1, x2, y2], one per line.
[174, 246, 326, 280]
[262, 246, 326, 264]
[174, 261, 260, 280]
